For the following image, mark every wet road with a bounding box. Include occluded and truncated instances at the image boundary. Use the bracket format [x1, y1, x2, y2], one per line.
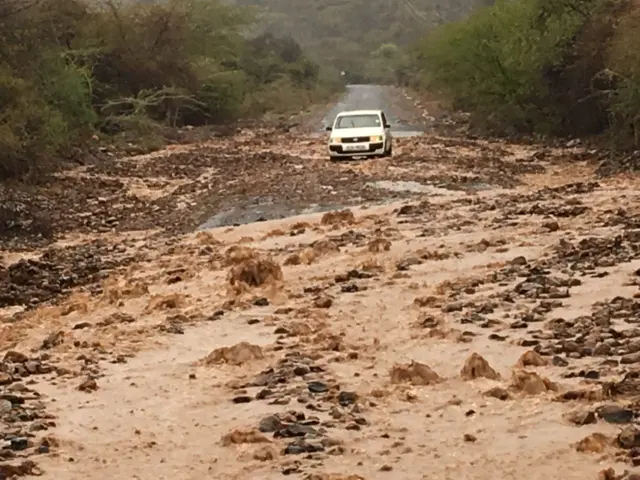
[321, 84, 425, 136]
[198, 85, 427, 230]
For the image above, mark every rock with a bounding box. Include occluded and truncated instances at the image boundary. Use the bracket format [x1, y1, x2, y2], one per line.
[72, 322, 92, 330]
[617, 425, 640, 449]
[552, 355, 569, 367]
[293, 365, 310, 376]
[313, 296, 333, 309]
[442, 302, 463, 313]
[484, 387, 510, 401]
[259, 415, 284, 433]
[10, 438, 29, 451]
[253, 297, 269, 306]
[563, 410, 597, 426]
[463, 433, 477, 442]
[511, 256, 527, 266]
[3, 351, 28, 363]
[203, 342, 263, 366]
[621, 352, 640, 364]
[596, 405, 634, 424]
[390, 361, 441, 386]
[232, 395, 253, 404]
[78, 378, 98, 392]
[516, 350, 548, 368]
[284, 439, 324, 454]
[0, 399, 13, 413]
[460, 353, 500, 380]
[0, 461, 38, 478]
[0, 373, 13, 386]
[40, 331, 64, 350]
[338, 391, 358, 406]
[510, 370, 557, 395]
[308, 381, 329, 394]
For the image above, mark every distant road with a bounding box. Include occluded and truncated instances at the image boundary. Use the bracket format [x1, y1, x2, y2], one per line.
[321, 84, 424, 135]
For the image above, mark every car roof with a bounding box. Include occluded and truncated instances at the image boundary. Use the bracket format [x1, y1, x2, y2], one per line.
[336, 110, 383, 117]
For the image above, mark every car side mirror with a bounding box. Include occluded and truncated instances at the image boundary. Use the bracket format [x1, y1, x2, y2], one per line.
[384, 124, 391, 129]
[325, 126, 332, 131]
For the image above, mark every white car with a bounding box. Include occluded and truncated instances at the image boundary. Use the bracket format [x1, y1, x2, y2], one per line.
[326, 109, 393, 160]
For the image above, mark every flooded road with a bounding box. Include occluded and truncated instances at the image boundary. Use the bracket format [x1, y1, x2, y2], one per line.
[12, 118, 640, 480]
[322, 84, 425, 136]
[197, 85, 432, 229]
[3, 88, 634, 480]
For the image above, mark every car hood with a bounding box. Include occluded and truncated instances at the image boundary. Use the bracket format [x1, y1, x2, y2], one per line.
[331, 127, 384, 138]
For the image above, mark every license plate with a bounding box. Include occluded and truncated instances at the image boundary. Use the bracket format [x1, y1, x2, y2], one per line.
[344, 144, 367, 151]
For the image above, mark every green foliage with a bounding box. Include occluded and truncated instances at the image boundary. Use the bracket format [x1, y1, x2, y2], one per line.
[0, 0, 335, 181]
[411, 0, 640, 141]
[235, 0, 492, 82]
[607, 9, 640, 147]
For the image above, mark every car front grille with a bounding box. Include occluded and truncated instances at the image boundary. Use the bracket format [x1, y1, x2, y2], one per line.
[342, 136, 370, 143]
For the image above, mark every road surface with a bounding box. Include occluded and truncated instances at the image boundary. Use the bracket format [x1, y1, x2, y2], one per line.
[322, 84, 425, 135]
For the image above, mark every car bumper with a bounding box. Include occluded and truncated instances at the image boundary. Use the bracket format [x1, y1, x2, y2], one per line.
[329, 142, 384, 156]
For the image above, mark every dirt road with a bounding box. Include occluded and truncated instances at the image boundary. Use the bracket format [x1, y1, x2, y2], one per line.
[2, 87, 640, 480]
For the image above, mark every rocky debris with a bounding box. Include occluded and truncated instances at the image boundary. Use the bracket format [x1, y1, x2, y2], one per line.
[484, 386, 511, 401]
[0, 360, 57, 472]
[0, 460, 40, 478]
[3, 128, 639, 478]
[367, 238, 392, 252]
[313, 296, 333, 309]
[564, 410, 597, 426]
[203, 342, 264, 366]
[510, 370, 557, 395]
[389, 361, 441, 386]
[460, 353, 500, 380]
[463, 433, 478, 442]
[0, 241, 136, 308]
[605, 371, 640, 398]
[596, 405, 634, 424]
[78, 377, 98, 392]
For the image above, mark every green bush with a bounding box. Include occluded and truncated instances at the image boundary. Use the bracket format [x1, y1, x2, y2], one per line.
[0, 0, 338, 181]
[409, 0, 640, 140]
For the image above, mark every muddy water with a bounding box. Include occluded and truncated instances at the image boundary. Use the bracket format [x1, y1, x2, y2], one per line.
[197, 201, 351, 229]
[197, 86, 432, 229]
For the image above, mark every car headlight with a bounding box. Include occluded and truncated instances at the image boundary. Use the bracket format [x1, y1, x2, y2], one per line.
[331, 137, 341, 144]
[370, 135, 383, 142]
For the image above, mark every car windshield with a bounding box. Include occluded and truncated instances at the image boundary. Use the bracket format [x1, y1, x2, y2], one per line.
[335, 114, 381, 129]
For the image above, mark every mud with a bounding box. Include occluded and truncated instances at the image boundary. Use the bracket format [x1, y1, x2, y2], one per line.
[2, 86, 640, 479]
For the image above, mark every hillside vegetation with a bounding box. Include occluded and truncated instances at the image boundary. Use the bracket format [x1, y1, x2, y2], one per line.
[0, 0, 336, 181]
[234, 0, 494, 83]
[410, 0, 640, 148]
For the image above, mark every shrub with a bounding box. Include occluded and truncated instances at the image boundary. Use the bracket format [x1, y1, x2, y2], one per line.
[0, 0, 338, 181]
[409, 0, 640, 142]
